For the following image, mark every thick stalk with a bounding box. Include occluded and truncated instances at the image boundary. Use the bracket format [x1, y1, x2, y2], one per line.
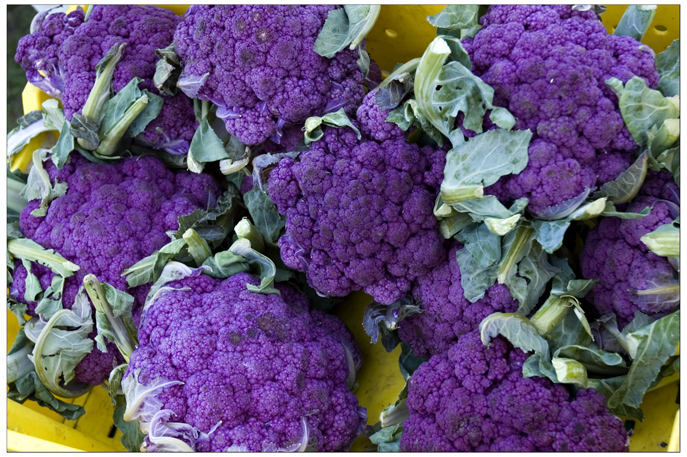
[234, 218, 265, 252]
[7, 340, 35, 384]
[8, 177, 28, 215]
[530, 296, 573, 336]
[641, 230, 679, 258]
[440, 184, 484, 204]
[497, 226, 534, 284]
[83, 274, 136, 361]
[182, 228, 212, 266]
[414, 37, 452, 137]
[95, 95, 148, 156]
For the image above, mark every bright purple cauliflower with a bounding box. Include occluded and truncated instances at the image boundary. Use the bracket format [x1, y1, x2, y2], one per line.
[398, 244, 519, 358]
[173, 5, 365, 145]
[401, 330, 629, 452]
[266, 92, 446, 305]
[12, 153, 220, 385]
[580, 171, 679, 328]
[15, 5, 197, 154]
[125, 273, 365, 452]
[462, 5, 659, 215]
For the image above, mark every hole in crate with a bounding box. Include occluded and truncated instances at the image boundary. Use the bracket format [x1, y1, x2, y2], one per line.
[659, 442, 668, 448]
[385, 28, 398, 38]
[654, 24, 668, 33]
[108, 425, 118, 438]
[624, 420, 635, 434]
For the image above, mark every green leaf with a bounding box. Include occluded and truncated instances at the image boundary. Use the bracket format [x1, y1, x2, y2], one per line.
[21, 259, 42, 303]
[69, 114, 100, 151]
[484, 214, 521, 236]
[655, 40, 679, 97]
[81, 42, 127, 125]
[656, 146, 680, 184]
[7, 110, 55, 159]
[51, 121, 74, 169]
[114, 394, 146, 452]
[34, 275, 65, 320]
[506, 241, 559, 315]
[174, 186, 240, 245]
[244, 187, 285, 246]
[427, 5, 479, 30]
[399, 342, 426, 381]
[96, 94, 153, 157]
[480, 312, 550, 359]
[84, 276, 138, 361]
[29, 287, 93, 398]
[41, 99, 66, 132]
[20, 148, 68, 217]
[554, 344, 628, 376]
[100, 78, 145, 135]
[314, 5, 381, 58]
[304, 108, 361, 144]
[607, 311, 680, 419]
[153, 43, 181, 97]
[441, 129, 531, 204]
[454, 223, 501, 302]
[121, 237, 187, 287]
[531, 219, 571, 254]
[201, 250, 249, 279]
[607, 76, 679, 150]
[8, 238, 79, 278]
[127, 91, 163, 138]
[593, 152, 648, 204]
[108, 364, 128, 405]
[181, 228, 212, 266]
[439, 212, 473, 239]
[613, 5, 656, 40]
[522, 353, 558, 383]
[641, 220, 679, 257]
[551, 357, 588, 388]
[601, 201, 651, 219]
[229, 239, 280, 295]
[414, 37, 516, 146]
[187, 118, 231, 173]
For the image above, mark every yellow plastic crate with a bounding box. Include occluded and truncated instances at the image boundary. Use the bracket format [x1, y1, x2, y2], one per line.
[8, 4, 680, 453]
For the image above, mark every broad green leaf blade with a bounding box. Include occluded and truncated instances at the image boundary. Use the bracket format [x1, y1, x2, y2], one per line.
[188, 118, 231, 170]
[121, 237, 187, 288]
[607, 76, 679, 149]
[454, 223, 501, 302]
[243, 187, 285, 247]
[427, 5, 479, 30]
[480, 312, 550, 359]
[607, 311, 680, 416]
[531, 219, 571, 254]
[655, 39, 680, 97]
[613, 5, 657, 40]
[41, 99, 66, 132]
[51, 121, 74, 169]
[441, 129, 531, 204]
[592, 152, 648, 204]
[304, 108, 361, 144]
[601, 201, 651, 219]
[114, 394, 146, 452]
[522, 353, 558, 383]
[153, 43, 181, 96]
[314, 5, 381, 58]
[641, 221, 679, 258]
[21, 259, 42, 303]
[20, 148, 68, 217]
[108, 364, 128, 405]
[508, 241, 559, 315]
[30, 288, 93, 398]
[100, 77, 144, 135]
[7, 111, 56, 158]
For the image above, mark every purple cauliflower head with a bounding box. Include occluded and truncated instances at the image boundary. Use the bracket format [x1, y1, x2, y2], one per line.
[15, 5, 197, 154]
[125, 273, 365, 452]
[398, 244, 519, 358]
[580, 171, 679, 328]
[401, 330, 629, 452]
[172, 5, 365, 145]
[11, 153, 220, 385]
[462, 5, 659, 215]
[266, 93, 446, 305]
